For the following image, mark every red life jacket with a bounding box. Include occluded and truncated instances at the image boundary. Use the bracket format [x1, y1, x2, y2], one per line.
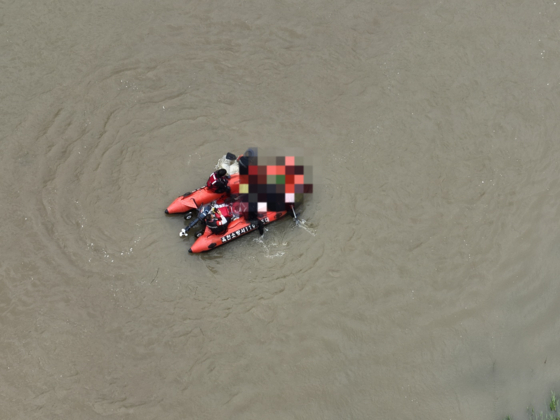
[206, 171, 228, 192]
[213, 202, 232, 219]
[206, 207, 230, 234]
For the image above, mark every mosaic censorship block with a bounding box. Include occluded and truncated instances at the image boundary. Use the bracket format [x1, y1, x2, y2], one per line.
[231, 154, 313, 213]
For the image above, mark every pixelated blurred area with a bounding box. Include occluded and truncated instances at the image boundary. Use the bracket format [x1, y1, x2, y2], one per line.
[231, 149, 313, 213]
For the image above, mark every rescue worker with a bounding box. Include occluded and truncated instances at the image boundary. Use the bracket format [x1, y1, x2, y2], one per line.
[235, 148, 261, 230]
[236, 147, 257, 174]
[206, 168, 230, 194]
[205, 204, 232, 235]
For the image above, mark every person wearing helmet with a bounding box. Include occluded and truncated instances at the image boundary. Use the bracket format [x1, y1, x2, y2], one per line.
[236, 147, 257, 173]
[235, 147, 262, 228]
[206, 168, 230, 194]
[205, 204, 232, 235]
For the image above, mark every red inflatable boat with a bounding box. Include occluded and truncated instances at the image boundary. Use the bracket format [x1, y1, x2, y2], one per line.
[166, 150, 298, 254]
[165, 173, 240, 214]
[188, 210, 288, 253]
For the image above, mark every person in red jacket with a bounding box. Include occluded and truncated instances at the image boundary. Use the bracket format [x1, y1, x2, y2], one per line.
[205, 205, 231, 235]
[206, 168, 230, 194]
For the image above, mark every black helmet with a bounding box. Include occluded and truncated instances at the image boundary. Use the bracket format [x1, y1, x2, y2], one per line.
[244, 147, 257, 157]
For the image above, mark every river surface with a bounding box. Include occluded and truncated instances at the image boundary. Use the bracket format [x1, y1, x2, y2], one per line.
[2, 1, 560, 419]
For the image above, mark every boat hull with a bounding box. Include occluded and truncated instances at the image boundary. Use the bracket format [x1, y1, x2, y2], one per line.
[166, 174, 240, 214]
[189, 211, 287, 253]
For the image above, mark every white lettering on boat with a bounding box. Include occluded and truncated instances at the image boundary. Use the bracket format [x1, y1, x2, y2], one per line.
[220, 217, 270, 244]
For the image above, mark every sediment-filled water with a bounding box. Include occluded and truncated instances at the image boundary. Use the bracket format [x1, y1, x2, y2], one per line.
[2, 1, 560, 419]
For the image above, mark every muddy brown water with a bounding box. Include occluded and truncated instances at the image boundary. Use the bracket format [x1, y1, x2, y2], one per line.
[2, 1, 560, 419]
